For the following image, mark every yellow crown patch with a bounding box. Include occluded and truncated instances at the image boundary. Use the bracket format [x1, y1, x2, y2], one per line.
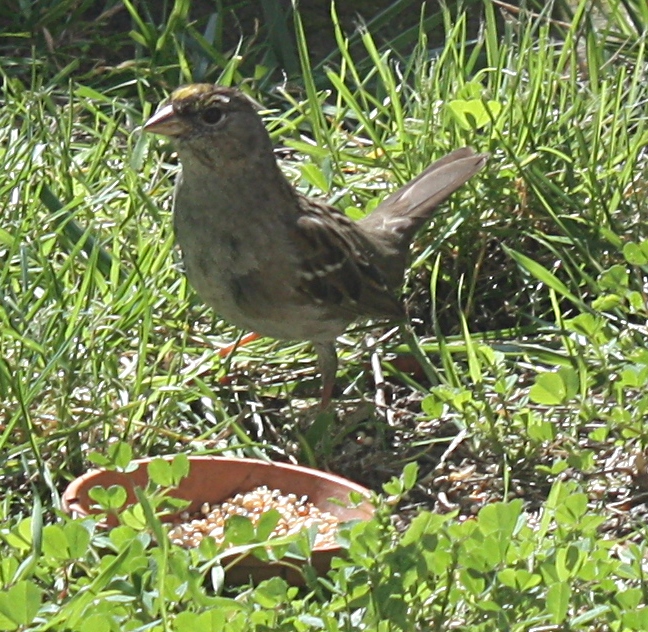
[171, 84, 215, 101]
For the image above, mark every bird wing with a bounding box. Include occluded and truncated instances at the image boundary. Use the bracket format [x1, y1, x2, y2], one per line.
[293, 197, 404, 320]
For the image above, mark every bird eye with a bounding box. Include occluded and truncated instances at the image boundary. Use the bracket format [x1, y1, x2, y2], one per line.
[201, 106, 224, 125]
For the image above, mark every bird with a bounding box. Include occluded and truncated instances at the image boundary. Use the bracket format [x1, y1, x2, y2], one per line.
[144, 83, 487, 408]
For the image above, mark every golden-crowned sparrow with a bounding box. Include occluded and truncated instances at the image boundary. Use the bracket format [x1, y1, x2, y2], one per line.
[144, 84, 487, 406]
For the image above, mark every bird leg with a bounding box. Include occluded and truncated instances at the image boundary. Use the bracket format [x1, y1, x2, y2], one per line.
[314, 342, 338, 409]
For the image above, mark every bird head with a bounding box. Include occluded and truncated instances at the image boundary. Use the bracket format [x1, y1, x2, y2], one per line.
[144, 84, 271, 165]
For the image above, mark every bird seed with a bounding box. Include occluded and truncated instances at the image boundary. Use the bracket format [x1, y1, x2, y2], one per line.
[168, 485, 340, 549]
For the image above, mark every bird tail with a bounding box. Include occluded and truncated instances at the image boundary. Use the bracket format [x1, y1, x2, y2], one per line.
[358, 148, 488, 246]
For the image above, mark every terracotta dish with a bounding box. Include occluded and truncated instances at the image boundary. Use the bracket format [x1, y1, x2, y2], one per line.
[62, 455, 374, 583]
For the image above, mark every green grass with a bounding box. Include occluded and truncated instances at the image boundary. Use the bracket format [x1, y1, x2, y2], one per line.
[2, 0, 648, 629]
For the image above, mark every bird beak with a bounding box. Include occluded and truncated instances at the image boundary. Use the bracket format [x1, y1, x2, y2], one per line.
[143, 103, 187, 137]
